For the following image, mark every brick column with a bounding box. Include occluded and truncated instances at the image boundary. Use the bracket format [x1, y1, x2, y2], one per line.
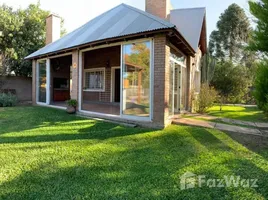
[71, 50, 79, 101]
[153, 35, 170, 127]
[32, 60, 36, 105]
[186, 55, 194, 111]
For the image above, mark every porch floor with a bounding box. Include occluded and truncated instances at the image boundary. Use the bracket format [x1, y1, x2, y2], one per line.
[82, 102, 120, 115]
[50, 101, 120, 116]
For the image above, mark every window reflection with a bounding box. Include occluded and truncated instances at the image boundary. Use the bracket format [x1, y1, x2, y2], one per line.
[122, 41, 151, 117]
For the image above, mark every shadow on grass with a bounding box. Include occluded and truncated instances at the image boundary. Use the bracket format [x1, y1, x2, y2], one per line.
[0, 128, 239, 200]
[224, 131, 268, 160]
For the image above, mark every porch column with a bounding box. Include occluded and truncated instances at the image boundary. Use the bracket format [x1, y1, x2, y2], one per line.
[32, 60, 36, 105]
[153, 34, 170, 127]
[71, 50, 79, 101]
[186, 55, 194, 111]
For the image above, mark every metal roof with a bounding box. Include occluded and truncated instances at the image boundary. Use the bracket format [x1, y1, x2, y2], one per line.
[25, 4, 175, 59]
[170, 7, 206, 52]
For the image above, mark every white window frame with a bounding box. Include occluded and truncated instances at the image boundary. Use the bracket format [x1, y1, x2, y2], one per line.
[83, 67, 105, 92]
[78, 38, 154, 122]
[36, 58, 50, 105]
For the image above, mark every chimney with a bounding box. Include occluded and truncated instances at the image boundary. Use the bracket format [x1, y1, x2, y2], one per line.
[46, 14, 61, 45]
[145, 0, 172, 20]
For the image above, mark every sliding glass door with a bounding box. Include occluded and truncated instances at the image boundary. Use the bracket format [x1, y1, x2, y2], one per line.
[37, 60, 47, 103]
[122, 40, 152, 119]
[169, 57, 187, 114]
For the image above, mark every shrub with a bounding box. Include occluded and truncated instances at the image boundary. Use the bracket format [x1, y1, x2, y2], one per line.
[196, 84, 217, 113]
[0, 92, 17, 107]
[66, 99, 77, 107]
[254, 62, 268, 114]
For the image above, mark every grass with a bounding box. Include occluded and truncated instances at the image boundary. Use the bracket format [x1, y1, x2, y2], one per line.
[0, 106, 268, 199]
[207, 105, 267, 122]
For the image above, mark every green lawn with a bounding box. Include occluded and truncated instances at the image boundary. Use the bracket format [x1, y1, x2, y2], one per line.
[207, 105, 267, 122]
[0, 106, 268, 199]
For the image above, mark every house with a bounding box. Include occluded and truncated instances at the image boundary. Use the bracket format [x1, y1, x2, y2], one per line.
[26, 0, 207, 128]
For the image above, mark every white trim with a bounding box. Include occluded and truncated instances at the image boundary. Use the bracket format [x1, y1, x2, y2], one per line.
[120, 44, 123, 117]
[78, 51, 82, 112]
[46, 58, 50, 105]
[170, 57, 186, 68]
[150, 38, 154, 120]
[110, 66, 120, 102]
[80, 37, 153, 54]
[36, 59, 47, 104]
[79, 38, 154, 122]
[120, 39, 153, 121]
[83, 67, 106, 92]
[36, 61, 39, 104]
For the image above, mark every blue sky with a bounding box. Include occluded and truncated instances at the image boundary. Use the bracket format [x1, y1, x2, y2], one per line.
[1, 0, 251, 37]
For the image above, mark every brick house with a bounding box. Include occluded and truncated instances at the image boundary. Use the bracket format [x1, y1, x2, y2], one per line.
[26, 0, 207, 128]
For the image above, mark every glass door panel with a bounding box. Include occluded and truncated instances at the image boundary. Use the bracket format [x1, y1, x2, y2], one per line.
[122, 41, 151, 118]
[181, 66, 187, 111]
[38, 60, 47, 103]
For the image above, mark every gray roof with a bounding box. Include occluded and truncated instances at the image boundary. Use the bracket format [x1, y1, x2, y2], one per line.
[170, 7, 206, 52]
[26, 4, 175, 59]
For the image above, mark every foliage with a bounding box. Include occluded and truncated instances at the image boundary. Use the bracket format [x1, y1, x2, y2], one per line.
[209, 3, 251, 62]
[66, 99, 77, 107]
[253, 61, 268, 114]
[0, 106, 268, 199]
[201, 53, 216, 83]
[0, 3, 65, 76]
[125, 42, 150, 88]
[196, 84, 217, 113]
[0, 92, 17, 107]
[211, 62, 251, 103]
[249, 0, 268, 54]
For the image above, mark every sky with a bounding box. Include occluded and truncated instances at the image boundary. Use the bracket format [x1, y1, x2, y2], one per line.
[0, 0, 251, 37]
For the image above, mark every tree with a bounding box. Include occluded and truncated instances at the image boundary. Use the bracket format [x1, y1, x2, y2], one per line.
[249, 0, 268, 54]
[0, 3, 65, 77]
[211, 62, 251, 103]
[254, 61, 268, 114]
[209, 4, 251, 62]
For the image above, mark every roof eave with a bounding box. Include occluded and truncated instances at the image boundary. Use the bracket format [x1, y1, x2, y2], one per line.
[25, 28, 175, 60]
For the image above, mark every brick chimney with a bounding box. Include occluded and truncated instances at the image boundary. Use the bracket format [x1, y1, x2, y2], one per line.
[46, 14, 61, 45]
[145, 0, 172, 20]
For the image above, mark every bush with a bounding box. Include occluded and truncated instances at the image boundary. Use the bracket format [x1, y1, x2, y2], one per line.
[196, 84, 217, 113]
[254, 62, 268, 114]
[66, 99, 77, 107]
[211, 62, 251, 104]
[0, 92, 17, 107]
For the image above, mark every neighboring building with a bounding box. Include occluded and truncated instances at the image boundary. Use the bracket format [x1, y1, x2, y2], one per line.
[26, 0, 207, 128]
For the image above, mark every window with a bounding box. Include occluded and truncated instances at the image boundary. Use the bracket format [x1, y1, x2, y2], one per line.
[122, 40, 152, 118]
[84, 68, 105, 91]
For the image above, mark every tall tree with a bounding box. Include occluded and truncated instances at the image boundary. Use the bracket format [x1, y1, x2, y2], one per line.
[209, 4, 251, 62]
[0, 3, 65, 77]
[249, 0, 268, 54]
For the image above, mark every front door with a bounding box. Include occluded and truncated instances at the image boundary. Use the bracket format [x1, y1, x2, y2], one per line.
[114, 68, 120, 102]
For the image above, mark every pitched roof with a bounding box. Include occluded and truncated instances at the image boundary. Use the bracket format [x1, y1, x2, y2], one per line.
[170, 7, 206, 52]
[25, 4, 175, 59]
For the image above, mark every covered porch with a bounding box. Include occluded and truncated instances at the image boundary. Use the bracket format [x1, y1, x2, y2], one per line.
[35, 39, 154, 121]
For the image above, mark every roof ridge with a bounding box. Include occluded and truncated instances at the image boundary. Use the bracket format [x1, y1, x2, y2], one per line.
[171, 7, 206, 11]
[121, 3, 175, 28]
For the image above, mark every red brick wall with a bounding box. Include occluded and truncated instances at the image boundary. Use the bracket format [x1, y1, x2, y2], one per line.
[153, 34, 171, 127]
[82, 46, 120, 103]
